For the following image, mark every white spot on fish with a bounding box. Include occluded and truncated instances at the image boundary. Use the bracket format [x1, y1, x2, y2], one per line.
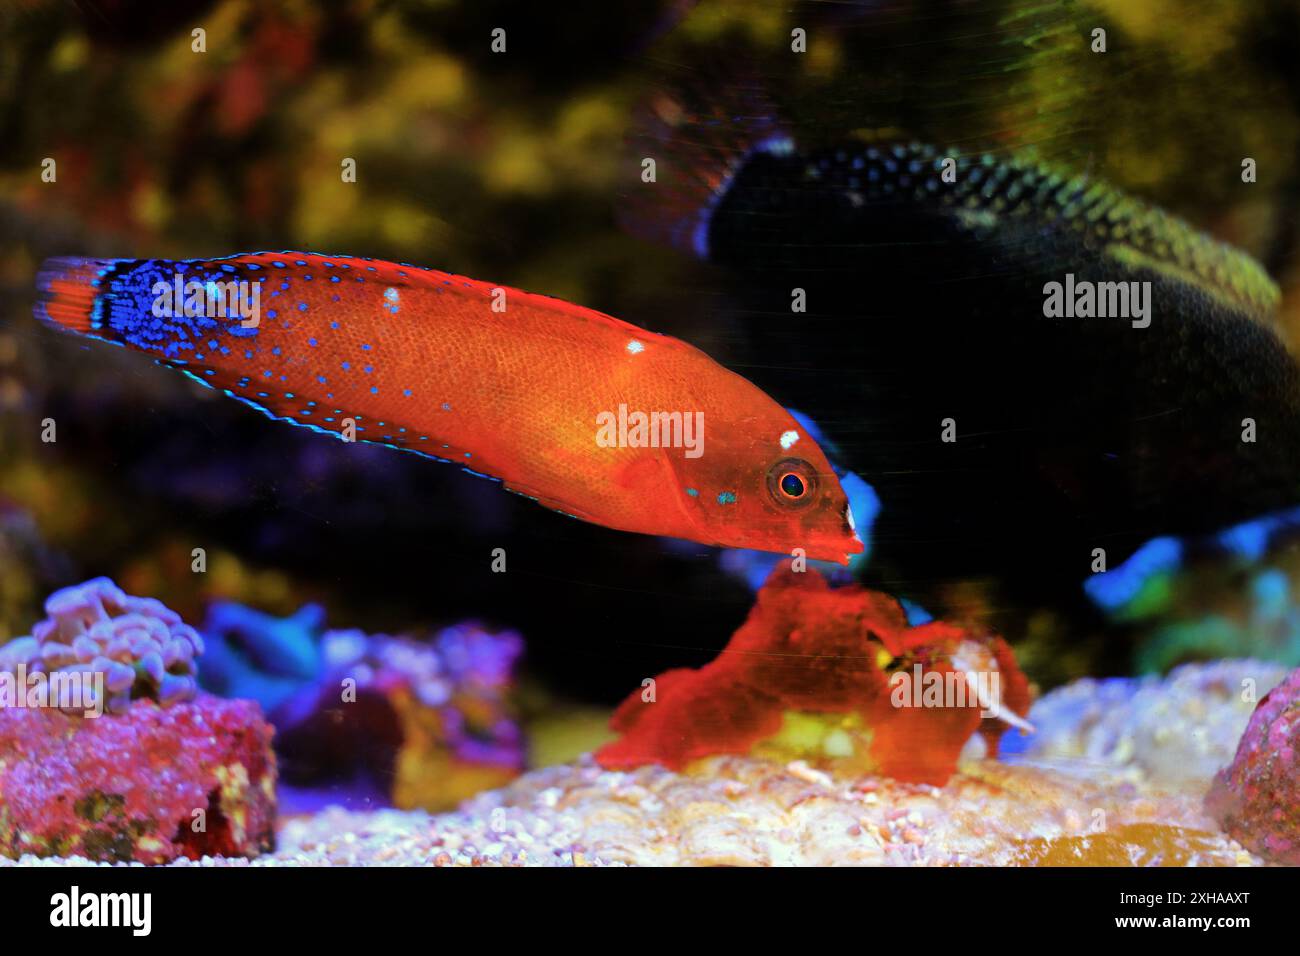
[626, 340, 644, 354]
[780, 430, 799, 449]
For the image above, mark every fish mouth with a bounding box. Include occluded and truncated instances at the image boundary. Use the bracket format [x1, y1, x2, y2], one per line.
[804, 532, 865, 566]
[805, 498, 867, 565]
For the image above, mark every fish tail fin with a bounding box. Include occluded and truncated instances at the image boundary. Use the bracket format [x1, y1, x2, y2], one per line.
[618, 77, 795, 260]
[34, 257, 126, 336]
[34, 255, 269, 361]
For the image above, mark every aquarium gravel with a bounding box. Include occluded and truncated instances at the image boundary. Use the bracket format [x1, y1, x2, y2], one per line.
[0, 662, 1273, 867]
[0, 754, 1259, 867]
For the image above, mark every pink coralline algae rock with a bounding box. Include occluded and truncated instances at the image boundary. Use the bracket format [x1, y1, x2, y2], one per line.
[0, 694, 276, 863]
[1206, 667, 1300, 864]
[0, 578, 275, 863]
[0, 576, 203, 715]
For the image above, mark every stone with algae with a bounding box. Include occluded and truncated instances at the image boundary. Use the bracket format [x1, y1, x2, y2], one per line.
[0, 694, 276, 863]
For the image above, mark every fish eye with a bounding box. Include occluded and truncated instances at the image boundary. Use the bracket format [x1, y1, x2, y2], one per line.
[767, 458, 818, 508]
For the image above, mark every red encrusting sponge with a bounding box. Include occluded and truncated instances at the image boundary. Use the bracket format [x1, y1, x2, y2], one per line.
[596, 567, 1031, 786]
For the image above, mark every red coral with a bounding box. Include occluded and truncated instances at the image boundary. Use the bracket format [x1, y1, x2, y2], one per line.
[597, 568, 1029, 785]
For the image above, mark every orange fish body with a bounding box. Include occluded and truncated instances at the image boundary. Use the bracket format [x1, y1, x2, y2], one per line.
[36, 252, 862, 563]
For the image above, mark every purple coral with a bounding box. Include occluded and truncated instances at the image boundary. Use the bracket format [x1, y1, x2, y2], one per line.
[318, 623, 525, 765]
[1206, 666, 1300, 864]
[0, 577, 203, 715]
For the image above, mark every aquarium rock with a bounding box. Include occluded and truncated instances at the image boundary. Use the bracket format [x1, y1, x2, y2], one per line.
[201, 601, 525, 810]
[1001, 659, 1288, 790]
[277, 624, 526, 811]
[0, 694, 276, 863]
[1206, 665, 1300, 864]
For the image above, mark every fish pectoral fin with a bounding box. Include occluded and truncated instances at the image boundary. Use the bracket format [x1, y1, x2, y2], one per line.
[612, 453, 663, 491]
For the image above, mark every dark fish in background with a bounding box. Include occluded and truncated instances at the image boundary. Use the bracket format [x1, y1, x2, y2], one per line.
[608, 0, 1300, 678]
[622, 106, 1299, 630]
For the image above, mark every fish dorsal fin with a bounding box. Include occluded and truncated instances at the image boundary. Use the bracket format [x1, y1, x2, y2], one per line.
[233, 252, 671, 344]
[793, 143, 1281, 325]
[949, 154, 1279, 323]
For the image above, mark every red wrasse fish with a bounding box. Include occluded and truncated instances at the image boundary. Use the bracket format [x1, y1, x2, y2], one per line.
[35, 252, 863, 563]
